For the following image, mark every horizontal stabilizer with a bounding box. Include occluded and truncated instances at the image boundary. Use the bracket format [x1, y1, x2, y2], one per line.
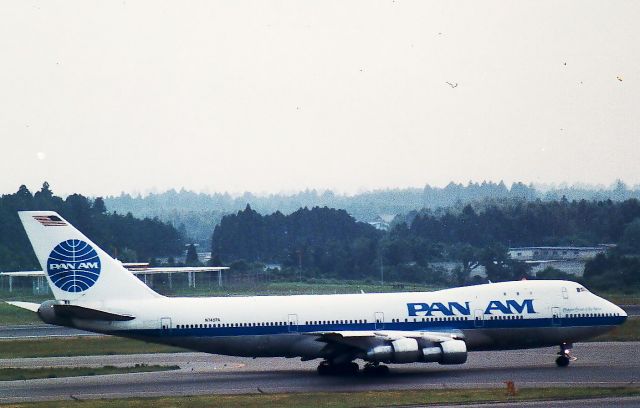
[5, 301, 40, 312]
[52, 304, 135, 321]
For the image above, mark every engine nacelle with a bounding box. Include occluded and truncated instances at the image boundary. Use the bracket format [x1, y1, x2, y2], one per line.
[37, 300, 70, 326]
[366, 337, 421, 363]
[367, 338, 467, 365]
[422, 339, 467, 365]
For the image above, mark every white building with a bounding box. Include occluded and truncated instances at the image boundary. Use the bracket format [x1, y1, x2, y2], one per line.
[508, 246, 609, 262]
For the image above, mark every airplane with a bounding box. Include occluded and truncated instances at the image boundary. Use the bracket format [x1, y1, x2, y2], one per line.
[5, 211, 628, 375]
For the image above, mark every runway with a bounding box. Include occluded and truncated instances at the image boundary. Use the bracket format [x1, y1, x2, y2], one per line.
[0, 324, 97, 339]
[622, 304, 640, 316]
[1, 342, 638, 403]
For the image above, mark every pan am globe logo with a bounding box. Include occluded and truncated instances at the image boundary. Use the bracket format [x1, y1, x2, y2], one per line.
[46, 240, 101, 293]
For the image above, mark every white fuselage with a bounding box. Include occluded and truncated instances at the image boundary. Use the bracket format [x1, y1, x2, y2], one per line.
[65, 280, 626, 361]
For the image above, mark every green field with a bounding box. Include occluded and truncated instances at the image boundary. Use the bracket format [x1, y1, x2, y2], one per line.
[1, 387, 639, 408]
[0, 364, 179, 381]
[158, 280, 444, 297]
[0, 302, 40, 325]
[0, 336, 187, 359]
[593, 316, 640, 341]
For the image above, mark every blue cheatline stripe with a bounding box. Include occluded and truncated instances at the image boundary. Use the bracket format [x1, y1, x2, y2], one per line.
[107, 315, 626, 338]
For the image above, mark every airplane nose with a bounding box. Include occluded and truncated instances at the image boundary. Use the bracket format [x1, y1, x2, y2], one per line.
[612, 303, 627, 321]
[619, 305, 628, 318]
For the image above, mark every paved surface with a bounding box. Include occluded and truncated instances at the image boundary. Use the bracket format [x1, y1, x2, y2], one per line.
[0, 342, 638, 403]
[0, 324, 98, 339]
[621, 304, 640, 317]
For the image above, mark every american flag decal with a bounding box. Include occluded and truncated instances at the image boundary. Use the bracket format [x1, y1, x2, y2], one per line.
[33, 215, 67, 226]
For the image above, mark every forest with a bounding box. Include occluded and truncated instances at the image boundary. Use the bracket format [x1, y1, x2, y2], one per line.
[104, 180, 640, 246]
[0, 183, 183, 271]
[211, 199, 640, 290]
[1, 183, 638, 292]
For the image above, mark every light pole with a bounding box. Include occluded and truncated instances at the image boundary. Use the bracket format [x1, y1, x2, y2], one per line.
[380, 254, 384, 286]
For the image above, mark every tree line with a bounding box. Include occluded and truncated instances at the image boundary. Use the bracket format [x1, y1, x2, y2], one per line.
[105, 180, 640, 245]
[211, 199, 640, 290]
[0, 183, 183, 271]
[211, 205, 380, 280]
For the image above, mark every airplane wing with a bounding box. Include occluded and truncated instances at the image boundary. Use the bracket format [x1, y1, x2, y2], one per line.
[5, 300, 135, 321]
[304, 329, 468, 365]
[307, 330, 462, 345]
[51, 304, 135, 321]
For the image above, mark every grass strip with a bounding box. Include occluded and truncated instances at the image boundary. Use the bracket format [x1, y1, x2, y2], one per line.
[0, 336, 187, 359]
[0, 303, 41, 326]
[1, 386, 639, 407]
[0, 364, 179, 381]
[592, 316, 640, 341]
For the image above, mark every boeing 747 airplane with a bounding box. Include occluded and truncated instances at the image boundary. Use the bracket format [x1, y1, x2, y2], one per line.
[5, 211, 627, 374]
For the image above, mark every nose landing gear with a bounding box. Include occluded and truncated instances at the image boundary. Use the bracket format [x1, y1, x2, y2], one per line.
[556, 343, 576, 367]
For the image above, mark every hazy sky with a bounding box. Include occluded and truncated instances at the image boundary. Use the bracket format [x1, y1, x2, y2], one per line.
[1, 1, 639, 197]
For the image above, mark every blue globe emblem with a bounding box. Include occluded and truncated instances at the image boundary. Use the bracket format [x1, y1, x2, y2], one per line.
[47, 240, 101, 293]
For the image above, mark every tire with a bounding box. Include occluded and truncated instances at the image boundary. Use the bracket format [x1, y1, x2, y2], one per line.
[317, 362, 331, 375]
[556, 355, 570, 367]
[375, 365, 390, 375]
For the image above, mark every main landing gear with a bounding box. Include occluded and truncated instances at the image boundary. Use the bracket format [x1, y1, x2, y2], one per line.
[317, 361, 359, 375]
[555, 343, 577, 367]
[362, 362, 390, 375]
[316, 360, 391, 376]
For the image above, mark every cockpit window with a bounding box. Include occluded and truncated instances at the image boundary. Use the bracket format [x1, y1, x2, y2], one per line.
[576, 287, 588, 293]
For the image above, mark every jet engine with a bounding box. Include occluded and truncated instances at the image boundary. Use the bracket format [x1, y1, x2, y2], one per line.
[366, 338, 467, 365]
[421, 339, 467, 364]
[366, 337, 421, 363]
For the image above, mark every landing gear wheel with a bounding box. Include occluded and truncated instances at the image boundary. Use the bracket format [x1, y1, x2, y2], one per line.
[317, 361, 359, 376]
[347, 362, 360, 375]
[555, 355, 570, 367]
[317, 361, 331, 375]
[363, 363, 389, 375]
[375, 364, 390, 375]
[556, 343, 575, 367]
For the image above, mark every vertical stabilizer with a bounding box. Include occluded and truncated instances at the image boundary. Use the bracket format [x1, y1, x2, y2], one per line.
[19, 211, 161, 301]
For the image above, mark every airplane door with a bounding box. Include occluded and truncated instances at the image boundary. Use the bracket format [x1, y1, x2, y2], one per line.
[288, 314, 298, 332]
[474, 309, 484, 328]
[161, 317, 171, 330]
[552, 307, 561, 326]
[374, 312, 384, 329]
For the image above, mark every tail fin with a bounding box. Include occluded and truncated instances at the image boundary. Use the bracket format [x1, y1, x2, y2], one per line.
[19, 211, 161, 301]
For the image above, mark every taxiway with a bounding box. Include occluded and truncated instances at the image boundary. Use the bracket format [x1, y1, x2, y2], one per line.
[0, 342, 638, 404]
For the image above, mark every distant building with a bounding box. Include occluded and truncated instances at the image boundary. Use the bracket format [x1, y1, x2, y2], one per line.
[368, 221, 390, 231]
[508, 246, 609, 262]
[367, 214, 394, 231]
